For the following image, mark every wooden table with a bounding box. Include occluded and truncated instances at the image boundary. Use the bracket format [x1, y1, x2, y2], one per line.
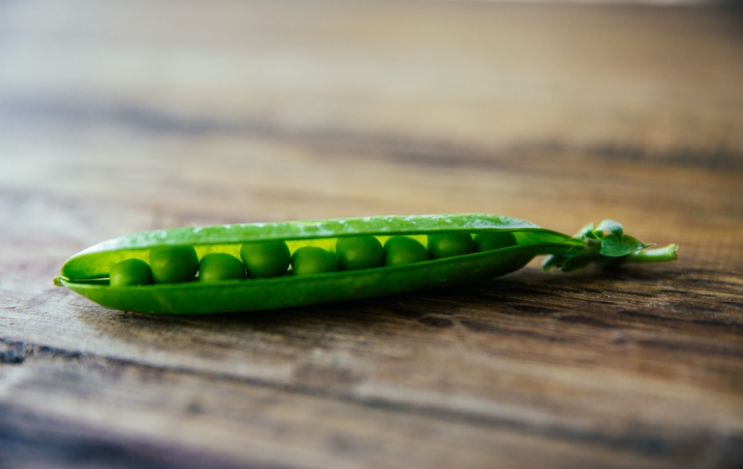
[1, 1, 742, 468]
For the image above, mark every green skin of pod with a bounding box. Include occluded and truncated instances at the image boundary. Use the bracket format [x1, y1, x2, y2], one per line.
[199, 253, 247, 282]
[56, 214, 678, 315]
[384, 236, 428, 266]
[292, 246, 337, 275]
[336, 236, 384, 271]
[428, 233, 474, 260]
[474, 232, 518, 252]
[150, 246, 198, 283]
[240, 240, 291, 278]
[109, 259, 153, 287]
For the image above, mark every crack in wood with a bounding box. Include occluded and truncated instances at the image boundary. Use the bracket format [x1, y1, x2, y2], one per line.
[2, 97, 742, 172]
[0, 404, 263, 469]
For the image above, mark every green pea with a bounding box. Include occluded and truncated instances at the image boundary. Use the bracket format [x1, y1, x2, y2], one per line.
[149, 246, 198, 283]
[336, 235, 383, 271]
[428, 233, 473, 259]
[110, 259, 153, 287]
[474, 232, 518, 252]
[240, 240, 290, 278]
[292, 246, 337, 275]
[199, 253, 246, 282]
[384, 236, 428, 266]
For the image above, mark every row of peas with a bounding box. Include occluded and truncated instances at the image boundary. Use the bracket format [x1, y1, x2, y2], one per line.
[109, 232, 518, 287]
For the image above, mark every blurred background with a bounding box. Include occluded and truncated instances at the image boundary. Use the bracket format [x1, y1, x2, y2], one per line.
[2, 1, 741, 236]
[1, 1, 743, 468]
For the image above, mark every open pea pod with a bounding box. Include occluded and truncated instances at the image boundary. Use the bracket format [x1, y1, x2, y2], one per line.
[54, 214, 677, 315]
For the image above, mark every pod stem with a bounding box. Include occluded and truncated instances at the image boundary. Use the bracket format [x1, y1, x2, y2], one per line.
[625, 244, 678, 264]
[542, 220, 678, 272]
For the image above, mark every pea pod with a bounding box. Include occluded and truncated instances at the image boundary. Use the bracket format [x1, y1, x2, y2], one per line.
[53, 214, 678, 315]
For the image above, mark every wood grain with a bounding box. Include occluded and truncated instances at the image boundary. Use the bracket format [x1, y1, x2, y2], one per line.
[1, 1, 742, 468]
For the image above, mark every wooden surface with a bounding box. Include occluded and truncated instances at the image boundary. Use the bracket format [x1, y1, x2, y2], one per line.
[2, 1, 743, 468]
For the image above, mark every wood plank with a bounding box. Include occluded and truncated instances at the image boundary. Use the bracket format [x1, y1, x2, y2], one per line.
[1, 341, 737, 469]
